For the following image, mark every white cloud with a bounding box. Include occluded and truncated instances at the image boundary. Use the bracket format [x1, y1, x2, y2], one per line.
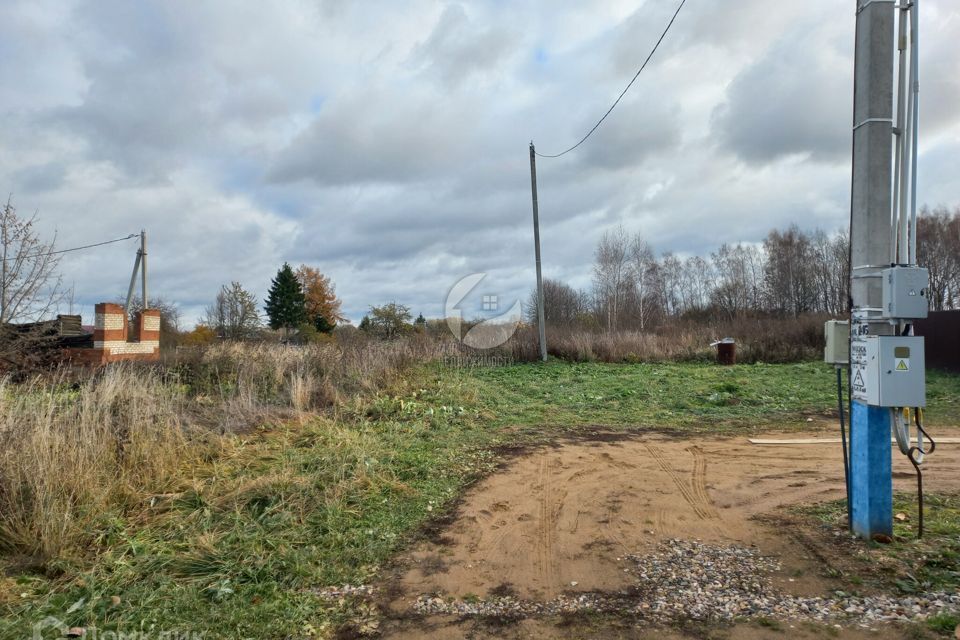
[0, 0, 957, 326]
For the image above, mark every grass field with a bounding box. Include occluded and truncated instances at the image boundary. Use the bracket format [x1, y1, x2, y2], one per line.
[3, 361, 960, 638]
[470, 361, 960, 433]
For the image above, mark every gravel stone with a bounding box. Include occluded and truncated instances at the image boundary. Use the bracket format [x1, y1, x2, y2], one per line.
[412, 539, 960, 625]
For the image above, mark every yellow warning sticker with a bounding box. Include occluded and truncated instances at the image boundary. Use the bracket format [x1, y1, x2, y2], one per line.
[895, 358, 910, 372]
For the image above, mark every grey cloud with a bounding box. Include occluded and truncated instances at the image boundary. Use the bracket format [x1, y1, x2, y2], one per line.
[712, 18, 853, 164]
[917, 9, 960, 135]
[13, 163, 66, 192]
[408, 4, 520, 88]
[267, 86, 481, 186]
[573, 97, 682, 171]
[47, 0, 330, 179]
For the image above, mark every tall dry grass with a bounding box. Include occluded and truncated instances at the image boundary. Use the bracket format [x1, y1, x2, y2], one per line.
[0, 366, 195, 562]
[521, 315, 830, 364]
[0, 338, 464, 563]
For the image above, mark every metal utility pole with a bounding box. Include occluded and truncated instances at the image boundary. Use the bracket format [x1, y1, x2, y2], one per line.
[849, 0, 896, 539]
[529, 142, 547, 362]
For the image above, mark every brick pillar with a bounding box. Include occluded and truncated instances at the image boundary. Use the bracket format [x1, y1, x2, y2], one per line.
[136, 309, 161, 354]
[94, 303, 128, 349]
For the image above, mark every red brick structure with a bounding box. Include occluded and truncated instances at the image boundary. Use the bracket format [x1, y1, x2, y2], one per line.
[66, 302, 161, 364]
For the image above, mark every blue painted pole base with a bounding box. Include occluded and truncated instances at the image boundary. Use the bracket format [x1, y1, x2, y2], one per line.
[850, 401, 892, 539]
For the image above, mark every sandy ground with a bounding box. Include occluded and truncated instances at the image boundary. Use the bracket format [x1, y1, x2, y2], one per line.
[380, 426, 960, 638]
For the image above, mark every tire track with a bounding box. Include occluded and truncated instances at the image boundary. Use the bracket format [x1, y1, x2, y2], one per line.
[645, 444, 714, 521]
[535, 453, 558, 590]
[687, 445, 719, 519]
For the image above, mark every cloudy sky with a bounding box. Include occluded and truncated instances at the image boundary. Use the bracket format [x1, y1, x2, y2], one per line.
[2, 0, 959, 327]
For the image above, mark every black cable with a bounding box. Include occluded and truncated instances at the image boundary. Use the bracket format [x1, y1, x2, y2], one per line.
[535, 0, 687, 159]
[1, 233, 138, 263]
[837, 367, 852, 532]
[908, 409, 935, 539]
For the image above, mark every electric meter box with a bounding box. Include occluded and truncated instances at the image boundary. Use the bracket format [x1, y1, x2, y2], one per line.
[882, 266, 929, 319]
[824, 320, 849, 364]
[850, 335, 925, 407]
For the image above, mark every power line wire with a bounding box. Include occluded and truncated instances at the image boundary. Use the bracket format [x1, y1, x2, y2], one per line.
[535, 0, 687, 159]
[2, 233, 139, 263]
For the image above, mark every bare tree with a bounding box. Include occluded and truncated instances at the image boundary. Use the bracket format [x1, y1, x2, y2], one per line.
[592, 226, 631, 332]
[808, 229, 850, 314]
[657, 252, 683, 317]
[680, 255, 714, 314]
[204, 282, 261, 340]
[950, 209, 960, 308]
[626, 234, 657, 330]
[710, 243, 763, 317]
[121, 295, 183, 346]
[764, 225, 815, 316]
[527, 278, 587, 328]
[0, 198, 64, 324]
[917, 206, 960, 311]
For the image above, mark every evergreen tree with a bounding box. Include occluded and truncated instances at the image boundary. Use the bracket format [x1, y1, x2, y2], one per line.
[314, 314, 334, 334]
[264, 263, 306, 333]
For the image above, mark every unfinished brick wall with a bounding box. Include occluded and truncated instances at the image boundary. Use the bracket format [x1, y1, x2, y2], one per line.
[67, 302, 161, 364]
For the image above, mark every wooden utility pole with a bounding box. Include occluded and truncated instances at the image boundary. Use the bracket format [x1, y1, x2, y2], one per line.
[529, 142, 547, 362]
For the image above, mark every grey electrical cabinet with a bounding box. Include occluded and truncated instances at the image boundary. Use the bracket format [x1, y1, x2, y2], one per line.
[850, 335, 925, 407]
[882, 266, 929, 319]
[824, 320, 849, 364]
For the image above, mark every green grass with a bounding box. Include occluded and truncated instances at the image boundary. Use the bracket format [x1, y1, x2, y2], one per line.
[3, 361, 960, 639]
[467, 361, 960, 433]
[802, 493, 960, 596]
[927, 613, 960, 636]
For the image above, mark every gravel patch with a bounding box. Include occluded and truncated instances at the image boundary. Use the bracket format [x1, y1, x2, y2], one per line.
[310, 584, 376, 600]
[413, 539, 960, 625]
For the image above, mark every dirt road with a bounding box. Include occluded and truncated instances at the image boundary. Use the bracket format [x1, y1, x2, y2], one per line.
[381, 427, 960, 638]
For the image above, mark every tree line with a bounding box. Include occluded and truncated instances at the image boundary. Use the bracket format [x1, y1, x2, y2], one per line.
[1, 194, 956, 347]
[529, 206, 960, 331]
[196, 263, 345, 342]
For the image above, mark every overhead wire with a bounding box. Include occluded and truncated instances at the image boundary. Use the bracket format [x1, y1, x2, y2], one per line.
[534, 0, 687, 159]
[1, 233, 139, 263]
